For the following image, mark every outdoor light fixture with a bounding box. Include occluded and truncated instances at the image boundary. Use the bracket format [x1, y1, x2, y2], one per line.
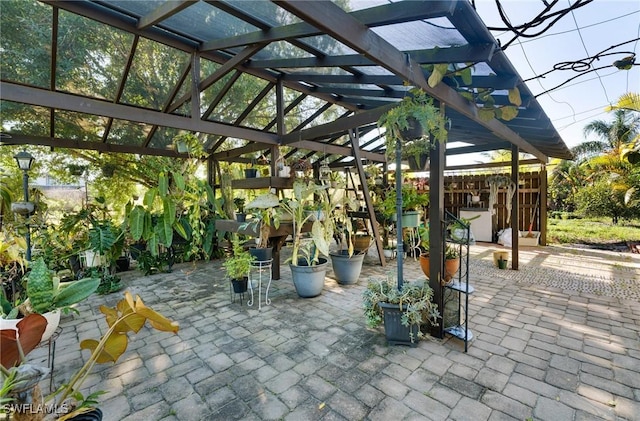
[14, 150, 35, 171]
[319, 160, 331, 181]
[13, 150, 35, 261]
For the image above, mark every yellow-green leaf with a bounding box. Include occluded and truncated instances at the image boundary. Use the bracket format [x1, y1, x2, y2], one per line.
[80, 333, 128, 364]
[113, 313, 146, 334]
[500, 106, 519, 121]
[508, 87, 522, 106]
[100, 305, 119, 328]
[478, 108, 495, 122]
[459, 67, 472, 85]
[135, 297, 180, 333]
[428, 63, 448, 88]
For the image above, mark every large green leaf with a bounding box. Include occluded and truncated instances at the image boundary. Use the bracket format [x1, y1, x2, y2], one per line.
[128, 206, 146, 241]
[500, 106, 519, 121]
[143, 188, 157, 208]
[158, 172, 169, 197]
[88, 223, 116, 254]
[53, 277, 100, 308]
[172, 171, 185, 191]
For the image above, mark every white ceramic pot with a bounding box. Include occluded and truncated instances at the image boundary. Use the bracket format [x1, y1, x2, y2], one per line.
[0, 310, 61, 342]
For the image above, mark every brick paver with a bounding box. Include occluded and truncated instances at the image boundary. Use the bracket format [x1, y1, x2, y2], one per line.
[27, 244, 639, 420]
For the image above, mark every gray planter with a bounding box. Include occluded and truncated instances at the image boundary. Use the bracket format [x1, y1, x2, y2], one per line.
[330, 250, 364, 285]
[379, 302, 420, 347]
[10, 201, 34, 215]
[290, 258, 328, 298]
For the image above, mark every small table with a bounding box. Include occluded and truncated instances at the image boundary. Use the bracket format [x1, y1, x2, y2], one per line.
[248, 259, 273, 310]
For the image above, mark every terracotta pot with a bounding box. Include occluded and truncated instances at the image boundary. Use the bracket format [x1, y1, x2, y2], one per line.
[419, 254, 460, 284]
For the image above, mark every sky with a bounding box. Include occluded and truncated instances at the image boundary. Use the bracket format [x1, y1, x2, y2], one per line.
[464, 0, 640, 163]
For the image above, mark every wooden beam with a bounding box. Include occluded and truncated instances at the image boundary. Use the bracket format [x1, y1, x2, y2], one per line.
[168, 43, 265, 113]
[201, 0, 456, 51]
[2, 134, 189, 158]
[137, 1, 197, 30]
[43, 1, 360, 113]
[1, 82, 279, 144]
[281, 104, 394, 144]
[248, 44, 496, 69]
[275, 0, 548, 162]
[445, 158, 542, 171]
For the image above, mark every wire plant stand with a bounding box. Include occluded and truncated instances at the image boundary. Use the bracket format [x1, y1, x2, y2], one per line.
[248, 259, 273, 310]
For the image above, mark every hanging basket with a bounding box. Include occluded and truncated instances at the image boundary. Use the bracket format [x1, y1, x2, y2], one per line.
[399, 117, 424, 141]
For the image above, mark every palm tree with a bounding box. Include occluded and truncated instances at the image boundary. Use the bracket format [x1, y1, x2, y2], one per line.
[578, 109, 640, 161]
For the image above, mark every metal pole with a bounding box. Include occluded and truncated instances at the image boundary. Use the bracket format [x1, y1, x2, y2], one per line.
[23, 170, 31, 261]
[395, 137, 403, 290]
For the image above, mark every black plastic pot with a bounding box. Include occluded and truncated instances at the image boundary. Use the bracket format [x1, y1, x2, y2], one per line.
[67, 408, 103, 421]
[379, 302, 420, 347]
[244, 168, 258, 178]
[231, 277, 248, 293]
[399, 117, 424, 141]
[236, 213, 247, 222]
[115, 256, 130, 272]
[249, 247, 272, 262]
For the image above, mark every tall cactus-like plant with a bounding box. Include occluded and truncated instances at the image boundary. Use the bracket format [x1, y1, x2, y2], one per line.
[25, 258, 100, 314]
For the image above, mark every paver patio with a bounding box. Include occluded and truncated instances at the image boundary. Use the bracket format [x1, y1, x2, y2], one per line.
[29, 244, 640, 420]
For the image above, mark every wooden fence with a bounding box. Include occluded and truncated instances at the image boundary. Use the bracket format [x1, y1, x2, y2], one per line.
[442, 171, 542, 240]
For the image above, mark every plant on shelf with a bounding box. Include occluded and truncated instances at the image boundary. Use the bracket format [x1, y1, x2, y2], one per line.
[222, 236, 255, 293]
[363, 275, 439, 345]
[291, 157, 313, 179]
[234, 197, 246, 222]
[240, 192, 281, 260]
[0, 291, 179, 420]
[417, 226, 461, 285]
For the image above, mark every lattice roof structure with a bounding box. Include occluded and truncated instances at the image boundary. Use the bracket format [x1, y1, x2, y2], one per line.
[0, 0, 572, 163]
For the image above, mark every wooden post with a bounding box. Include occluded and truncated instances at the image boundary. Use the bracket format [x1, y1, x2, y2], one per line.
[539, 164, 547, 246]
[350, 129, 386, 267]
[429, 136, 445, 338]
[510, 145, 519, 270]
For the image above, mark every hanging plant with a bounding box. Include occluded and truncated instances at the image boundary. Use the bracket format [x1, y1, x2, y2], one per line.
[101, 163, 116, 178]
[377, 88, 448, 163]
[424, 62, 521, 123]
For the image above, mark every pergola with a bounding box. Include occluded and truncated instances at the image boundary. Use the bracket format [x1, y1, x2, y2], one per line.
[1, 0, 572, 336]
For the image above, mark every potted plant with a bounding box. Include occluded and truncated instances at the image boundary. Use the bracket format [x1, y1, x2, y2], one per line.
[377, 88, 448, 164]
[329, 194, 365, 285]
[380, 185, 429, 228]
[234, 197, 246, 222]
[0, 257, 100, 342]
[240, 192, 281, 261]
[244, 158, 258, 178]
[279, 180, 333, 298]
[291, 158, 312, 179]
[1, 291, 179, 420]
[363, 276, 439, 346]
[417, 226, 461, 285]
[67, 164, 86, 177]
[222, 237, 255, 293]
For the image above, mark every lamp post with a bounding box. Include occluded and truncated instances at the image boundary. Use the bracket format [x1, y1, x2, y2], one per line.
[14, 150, 35, 261]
